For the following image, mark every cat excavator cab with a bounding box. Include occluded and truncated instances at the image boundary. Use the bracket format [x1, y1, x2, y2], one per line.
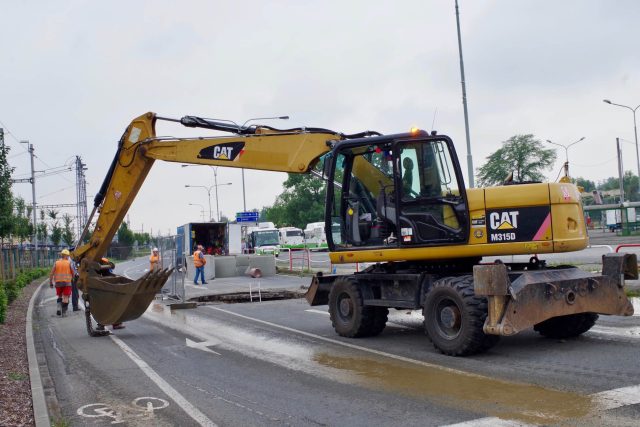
[74, 112, 636, 356]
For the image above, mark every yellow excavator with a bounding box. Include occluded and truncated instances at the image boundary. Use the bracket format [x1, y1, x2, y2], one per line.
[73, 112, 637, 356]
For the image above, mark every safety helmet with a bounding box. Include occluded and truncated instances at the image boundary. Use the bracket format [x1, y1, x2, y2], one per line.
[61, 249, 70, 256]
[153, 247, 159, 252]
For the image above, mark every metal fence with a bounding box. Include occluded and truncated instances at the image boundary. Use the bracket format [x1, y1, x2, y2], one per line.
[0, 248, 57, 280]
[154, 235, 186, 302]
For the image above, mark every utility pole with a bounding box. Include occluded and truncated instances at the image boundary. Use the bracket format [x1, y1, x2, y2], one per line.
[455, 0, 474, 187]
[242, 169, 247, 211]
[617, 137, 628, 235]
[75, 156, 88, 240]
[21, 141, 37, 265]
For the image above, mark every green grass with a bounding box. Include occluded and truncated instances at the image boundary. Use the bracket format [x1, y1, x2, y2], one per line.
[8, 372, 27, 381]
[51, 417, 71, 427]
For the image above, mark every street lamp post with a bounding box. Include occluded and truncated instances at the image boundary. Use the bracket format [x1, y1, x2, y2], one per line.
[455, 0, 474, 187]
[210, 167, 232, 221]
[544, 137, 586, 180]
[188, 203, 206, 222]
[185, 185, 213, 221]
[603, 99, 640, 195]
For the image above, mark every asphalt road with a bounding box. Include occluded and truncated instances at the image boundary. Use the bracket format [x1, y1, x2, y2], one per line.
[34, 253, 640, 426]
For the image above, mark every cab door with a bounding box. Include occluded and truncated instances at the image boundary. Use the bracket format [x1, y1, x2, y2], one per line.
[394, 138, 469, 246]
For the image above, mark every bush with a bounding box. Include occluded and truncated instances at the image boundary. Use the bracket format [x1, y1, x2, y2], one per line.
[5, 280, 19, 304]
[0, 283, 7, 324]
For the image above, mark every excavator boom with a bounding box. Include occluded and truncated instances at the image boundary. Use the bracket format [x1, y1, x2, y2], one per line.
[74, 112, 344, 330]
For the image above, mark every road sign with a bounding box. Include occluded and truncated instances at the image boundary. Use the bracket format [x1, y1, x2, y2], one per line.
[236, 211, 259, 223]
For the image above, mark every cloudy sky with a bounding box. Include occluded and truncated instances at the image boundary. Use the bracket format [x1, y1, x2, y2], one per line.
[1, 1, 639, 235]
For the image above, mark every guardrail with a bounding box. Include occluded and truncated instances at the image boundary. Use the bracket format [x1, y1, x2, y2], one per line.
[615, 244, 640, 253]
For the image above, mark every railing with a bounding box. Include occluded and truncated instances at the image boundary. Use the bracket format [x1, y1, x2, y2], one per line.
[276, 247, 362, 274]
[615, 244, 640, 253]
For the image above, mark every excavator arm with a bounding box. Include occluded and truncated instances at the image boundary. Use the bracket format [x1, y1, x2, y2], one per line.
[74, 112, 347, 332]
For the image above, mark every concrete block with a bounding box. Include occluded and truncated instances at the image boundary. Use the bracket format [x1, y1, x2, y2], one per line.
[214, 256, 237, 278]
[248, 255, 276, 276]
[186, 255, 215, 280]
[235, 255, 251, 267]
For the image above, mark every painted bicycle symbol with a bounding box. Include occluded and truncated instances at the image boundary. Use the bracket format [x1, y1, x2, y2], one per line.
[77, 397, 169, 424]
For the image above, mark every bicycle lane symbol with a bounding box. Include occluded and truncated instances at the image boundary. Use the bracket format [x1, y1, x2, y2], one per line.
[77, 397, 169, 424]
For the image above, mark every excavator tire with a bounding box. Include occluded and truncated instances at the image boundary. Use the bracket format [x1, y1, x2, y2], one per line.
[329, 277, 388, 338]
[533, 313, 599, 339]
[423, 275, 499, 356]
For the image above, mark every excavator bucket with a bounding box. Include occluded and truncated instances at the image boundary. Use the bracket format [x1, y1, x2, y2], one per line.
[84, 268, 174, 325]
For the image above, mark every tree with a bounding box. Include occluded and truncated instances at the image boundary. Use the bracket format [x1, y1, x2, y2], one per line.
[261, 174, 326, 229]
[12, 197, 32, 245]
[48, 209, 62, 247]
[573, 177, 596, 193]
[117, 222, 135, 246]
[0, 141, 14, 246]
[61, 213, 75, 247]
[36, 210, 48, 244]
[476, 134, 557, 186]
[597, 171, 639, 202]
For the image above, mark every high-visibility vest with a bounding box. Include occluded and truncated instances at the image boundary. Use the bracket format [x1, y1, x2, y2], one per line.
[149, 254, 159, 270]
[193, 250, 206, 267]
[54, 259, 73, 284]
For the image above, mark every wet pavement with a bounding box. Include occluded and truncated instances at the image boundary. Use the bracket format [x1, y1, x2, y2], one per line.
[32, 253, 640, 426]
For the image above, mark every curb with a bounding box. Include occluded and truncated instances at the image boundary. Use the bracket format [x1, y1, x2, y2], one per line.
[26, 279, 50, 427]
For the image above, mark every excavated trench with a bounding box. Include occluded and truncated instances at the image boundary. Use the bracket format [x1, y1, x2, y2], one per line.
[189, 289, 306, 303]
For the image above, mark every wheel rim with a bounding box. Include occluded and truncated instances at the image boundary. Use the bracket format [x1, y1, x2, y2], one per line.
[434, 297, 462, 340]
[337, 293, 354, 322]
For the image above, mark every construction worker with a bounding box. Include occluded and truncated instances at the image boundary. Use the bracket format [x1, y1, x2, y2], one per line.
[149, 247, 160, 272]
[193, 244, 207, 285]
[49, 249, 75, 316]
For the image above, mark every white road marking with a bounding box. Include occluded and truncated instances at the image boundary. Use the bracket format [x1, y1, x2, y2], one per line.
[444, 384, 640, 426]
[109, 334, 217, 427]
[305, 308, 411, 330]
[185, 338, 221, 355]
[592, 384, 640, 410]
[442, 417, 533, 427]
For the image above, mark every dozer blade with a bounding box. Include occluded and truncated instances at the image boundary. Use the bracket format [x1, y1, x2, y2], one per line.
[85, 268, 174, 325]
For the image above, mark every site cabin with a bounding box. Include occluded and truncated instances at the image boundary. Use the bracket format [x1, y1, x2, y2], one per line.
[279, 227, 305, 249]
[246, 223, 280, 256]
[176, 222, 228, 267]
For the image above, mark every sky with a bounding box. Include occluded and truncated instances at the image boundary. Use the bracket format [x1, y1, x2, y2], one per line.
[1, 0, 639, 236]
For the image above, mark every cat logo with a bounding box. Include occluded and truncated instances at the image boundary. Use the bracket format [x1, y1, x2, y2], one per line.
[198, 142, 245, 162]
[213, 146, 233, 160]
[489, 211, 519, 230]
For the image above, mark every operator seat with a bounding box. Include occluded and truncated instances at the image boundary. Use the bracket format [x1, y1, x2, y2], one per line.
[377, 186, 397, 226]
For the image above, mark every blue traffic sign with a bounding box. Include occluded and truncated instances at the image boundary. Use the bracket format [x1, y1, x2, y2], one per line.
[236, 211, 259, 222]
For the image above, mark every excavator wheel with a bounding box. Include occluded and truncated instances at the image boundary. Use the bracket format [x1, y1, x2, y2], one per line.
[423, 275, 499, 356]
[533, 313, 599, 339]
[328, 277, 388, 338]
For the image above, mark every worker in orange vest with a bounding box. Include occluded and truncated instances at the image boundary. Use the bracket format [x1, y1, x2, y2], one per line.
[193, 244, 207, 285]
[149, 247, 160, 272]
[49, 249, 75, 316]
